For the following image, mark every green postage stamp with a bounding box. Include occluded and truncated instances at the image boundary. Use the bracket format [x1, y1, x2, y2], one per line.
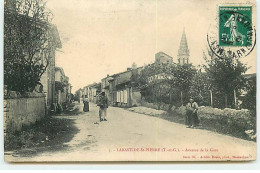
[219, 6, 252, 47]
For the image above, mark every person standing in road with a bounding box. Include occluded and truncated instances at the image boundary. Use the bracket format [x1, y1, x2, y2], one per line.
[185, 98, 199, 128]
[83, 95, 89, 112]
[97, 92, 108, 121]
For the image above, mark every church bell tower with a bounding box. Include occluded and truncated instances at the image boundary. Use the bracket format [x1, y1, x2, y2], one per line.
[177, 29, 190, 65]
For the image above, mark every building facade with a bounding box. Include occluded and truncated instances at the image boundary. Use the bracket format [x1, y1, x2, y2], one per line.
[83, 83, 101, 103]
[101, 75, 111, 101]
[55, 67, 71, 106]
[155, 52, 173, 64]
[101, 67, 143, 107]
[40, 26, 62, 112]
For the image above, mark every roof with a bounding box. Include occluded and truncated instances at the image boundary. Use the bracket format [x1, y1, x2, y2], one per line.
[244, 73, 256, 79]
[110, 66, 143, 78]
[65, 76, 69, 81]
[155, 51, 173, 59]
[55, 66, 65, 76]
[84, 82, 101, 88]
[50, 25, 62, 49]
[178, 29, 190, 56]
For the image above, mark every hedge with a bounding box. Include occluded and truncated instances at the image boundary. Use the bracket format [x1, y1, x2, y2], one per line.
[173, 106, 256, 141]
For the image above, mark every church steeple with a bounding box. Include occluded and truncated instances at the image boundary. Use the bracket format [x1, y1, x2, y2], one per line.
[178, 29, 190, 65]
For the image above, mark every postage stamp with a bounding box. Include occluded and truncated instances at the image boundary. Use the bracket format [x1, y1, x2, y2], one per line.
[219, 6, 252, 47]
[207, 4, 256, 59]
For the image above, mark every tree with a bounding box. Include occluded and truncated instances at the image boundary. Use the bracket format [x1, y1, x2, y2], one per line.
[137, 63, 170, 105]
[137, 62, 196, 108]
[189, 71, 211, 106]
[55, 81, 66, 92]
[203, 51, 248, 108]
[241, 75, 256, 111]
[165, 63, 196, 105]
[4, 0, 55, 92]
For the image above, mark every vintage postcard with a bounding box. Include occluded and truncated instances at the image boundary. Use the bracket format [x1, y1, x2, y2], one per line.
[3, 0, 256, 162]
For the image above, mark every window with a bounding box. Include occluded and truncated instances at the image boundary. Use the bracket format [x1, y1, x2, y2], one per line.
[117, 91, 120, 102]
[120, 90, 124, 103]
[123, 90, 128, 103]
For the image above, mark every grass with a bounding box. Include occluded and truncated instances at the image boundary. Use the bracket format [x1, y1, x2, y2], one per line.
[63, 103, 81, 115]
[4, 104, 80, 154]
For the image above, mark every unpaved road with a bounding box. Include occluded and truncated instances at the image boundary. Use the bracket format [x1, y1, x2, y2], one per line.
[5, 103, 256, 162]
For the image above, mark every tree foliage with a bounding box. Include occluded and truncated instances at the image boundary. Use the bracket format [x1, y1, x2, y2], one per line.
[189, 71, 211, 106]
[241, 75, 256, 111]
[4, 0, 54, 92]
[137, 63, 169, 104]
[203, 51, 248, 108]
[137, 62, 196, 106]
[55, 81, 66, 92]
[168, 64, 196, 93]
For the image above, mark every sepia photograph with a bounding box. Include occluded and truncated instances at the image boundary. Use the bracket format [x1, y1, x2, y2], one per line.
[3, 0, 257, 162]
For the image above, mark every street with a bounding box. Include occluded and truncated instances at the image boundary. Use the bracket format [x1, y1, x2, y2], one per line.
[5, 102, 256, 162]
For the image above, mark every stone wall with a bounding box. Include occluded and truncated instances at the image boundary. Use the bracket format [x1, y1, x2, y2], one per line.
[4, 91, 46, 133]
[140, 100, 172, 111]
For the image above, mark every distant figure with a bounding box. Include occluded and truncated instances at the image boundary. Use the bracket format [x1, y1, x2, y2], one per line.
[97, 92, 108, 121]
[185, 98, 199, 128]
[83, 95, 89, 112]
[224, 11, 245, 45]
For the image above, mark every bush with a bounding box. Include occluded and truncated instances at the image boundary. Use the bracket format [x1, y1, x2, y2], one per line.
[173, 106, 256, 141]
[56, 103, 63, 114]
[173, 106, 186, 116]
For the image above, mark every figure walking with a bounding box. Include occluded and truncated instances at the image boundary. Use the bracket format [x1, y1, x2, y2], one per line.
[224, 11, 245, 45]
[185, 98, 199, 128]
[83, 95, 89, 112]
[97, 92, 108, 121]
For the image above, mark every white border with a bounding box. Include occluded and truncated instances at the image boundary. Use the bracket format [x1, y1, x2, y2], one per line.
[0, 0, 259, 170]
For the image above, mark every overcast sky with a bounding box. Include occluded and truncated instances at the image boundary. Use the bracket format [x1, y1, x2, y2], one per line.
[46, 0, 256, 93]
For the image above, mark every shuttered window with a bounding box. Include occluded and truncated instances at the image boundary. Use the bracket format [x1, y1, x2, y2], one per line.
[123, 90, 127, 103]
[117, 91, 120, 102]
[120, 91, 124, 103]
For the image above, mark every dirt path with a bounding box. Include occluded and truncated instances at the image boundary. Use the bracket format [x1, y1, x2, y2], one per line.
[5, 102, 256, 162]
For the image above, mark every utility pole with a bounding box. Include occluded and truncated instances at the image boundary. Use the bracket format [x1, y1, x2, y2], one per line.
[181, 91, 183, 106]
[209, 90, 213, 107]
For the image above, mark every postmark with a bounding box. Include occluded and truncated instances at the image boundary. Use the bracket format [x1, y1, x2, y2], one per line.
[207, 5, 256, 59]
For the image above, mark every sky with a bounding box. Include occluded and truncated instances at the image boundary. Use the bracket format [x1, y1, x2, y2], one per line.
[45, 0, 256, 93]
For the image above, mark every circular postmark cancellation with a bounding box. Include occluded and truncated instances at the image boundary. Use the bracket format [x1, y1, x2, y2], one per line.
[207, 5, 256, 59]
